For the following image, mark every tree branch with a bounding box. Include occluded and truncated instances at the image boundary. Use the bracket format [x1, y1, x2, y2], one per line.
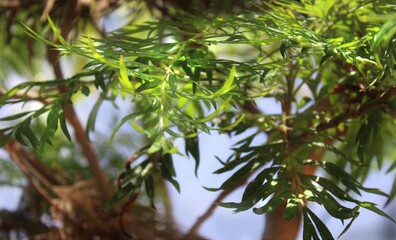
[43, 3, 114, 200]
[184, 177, 249, 239]
[316, 85, 396, 132]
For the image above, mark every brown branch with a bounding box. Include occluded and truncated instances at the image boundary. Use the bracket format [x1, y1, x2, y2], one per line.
[316, 85, 396, 132]
[184, 176, 249, 239]
[178, 83, 396, 239]
[0, 1, 20, 7]
[62, 104, 113, 200]
[0, 88, 50, 105]
[42, 2, 113, 200]
[1, 133, 91, 235]
[262, 61, 298, 240]
[239, 101, 262, 114]
[259, 85, 396, 240]
[3, 136, 64, 186]
[40, 0, 56, 22]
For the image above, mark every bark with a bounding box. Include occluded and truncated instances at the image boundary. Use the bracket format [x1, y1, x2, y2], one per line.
[263, 204, 302, 240]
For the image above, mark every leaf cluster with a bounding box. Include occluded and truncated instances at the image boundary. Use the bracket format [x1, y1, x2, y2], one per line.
[1, 1, 396, 239]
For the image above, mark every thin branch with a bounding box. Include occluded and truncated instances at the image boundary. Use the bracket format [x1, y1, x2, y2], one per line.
[184, 176, 249, 239]
[3, 136, 63, 186]
[316, 85, 396, 132]
[40, 2, 114, 200]
[0, 1, 20, 7]
[47, 37, 113, 200]
[239, 101, 262, 114]
[40, 0, 56, 22]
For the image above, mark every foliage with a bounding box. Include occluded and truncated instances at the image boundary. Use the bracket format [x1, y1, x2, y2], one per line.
[1, 0, 396, 239]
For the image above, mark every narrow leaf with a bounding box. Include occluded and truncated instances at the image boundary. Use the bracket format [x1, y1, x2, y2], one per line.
[208, 64, 236, 98]
[47, 16, 67, 45]
[0, 132, 13, 147]
[338, 207, 360, 239]
[303, 209, 320, 240]
[110, 112, 142, 142]
[185, 132, 200, 176]
[102, 183, 135, 211]
[86, 96, 104, 135]
[119, 55, 134, 91]
[359, 202, 396, 224]
[144, 175, 156, 209]
[0, 111, 32, 121]
[59, 113, 72, 142]
[306, 208, 335, 240]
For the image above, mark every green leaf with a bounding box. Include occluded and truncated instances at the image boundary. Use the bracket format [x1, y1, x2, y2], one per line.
[129, 120, 145, 133]
[304, 174, 354, 202]
[46, 108, 59, 130]
[110, 112, 142, 142]
[0, 131, 13, 148]
[119, 55, 134, 91]
[59, 113, 72, 142]
[219, 179, 278, 212]
[311, 191, 357, 220]
[320, 161, 361, 194]
[359, 186, 389, 198]
[161, 154, 180, 192]
[284, 199, 301, 221]
[280, 42, 288, 58]
[386, 176, 396, 206]
[86, 96, 104, 135]
[14, 125, 27, 146]
[47, 16, 67, 45]
[0, 111, 32, 121]
[303, 209, 320, 240]
[168, 73, 177, 91]
[144, 175, 156, 208]
[239, 167, 281, 204]
[306, 207, 335, 240]
[102, 182, 135, 211]
[20, 123, 41, 154]
[338, 207, 360, 239]
[198, 97, 231, 122]
[148, 135, 163, 154]
[253, 190, 291, 215]
[136, 80, 160, 92]
[371, 19, 396, 51]
[219, 160, 261, 190]
[208, 64, 236, 98]
[320, 51, 333, 65]
[20, 22, 56, 47]
[185, 132, 200, 176]
[81, 85, 90, 96]
[220, 113, 245, 131]
[359, 202, 396, 224]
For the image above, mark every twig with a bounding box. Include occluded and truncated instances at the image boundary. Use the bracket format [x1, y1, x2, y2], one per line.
[44, 7, 114, 200]
[182, 99, 263, 238]
[184, 176, 249, 239]
[3, 136, 63, 186]
[316, 85, 396, 132]
[0, 1, 20, 7]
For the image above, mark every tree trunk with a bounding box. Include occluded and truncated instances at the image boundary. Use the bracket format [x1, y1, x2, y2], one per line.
[262, 204, 301, 240]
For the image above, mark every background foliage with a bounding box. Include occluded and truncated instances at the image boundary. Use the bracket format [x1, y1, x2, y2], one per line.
[0, 0, 396, 239]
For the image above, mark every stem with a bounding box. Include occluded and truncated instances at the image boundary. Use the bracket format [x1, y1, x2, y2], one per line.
[261, 143, 330, 240]
[184, 190, 233, 239]
[262, 60, 299, 240]
[184, 177, 249, 239]
[62, 103, 113, 200]
[47, 46, 113, 200]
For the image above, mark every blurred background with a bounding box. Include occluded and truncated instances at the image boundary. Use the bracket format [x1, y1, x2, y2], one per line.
[1, 1, 396, 239]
